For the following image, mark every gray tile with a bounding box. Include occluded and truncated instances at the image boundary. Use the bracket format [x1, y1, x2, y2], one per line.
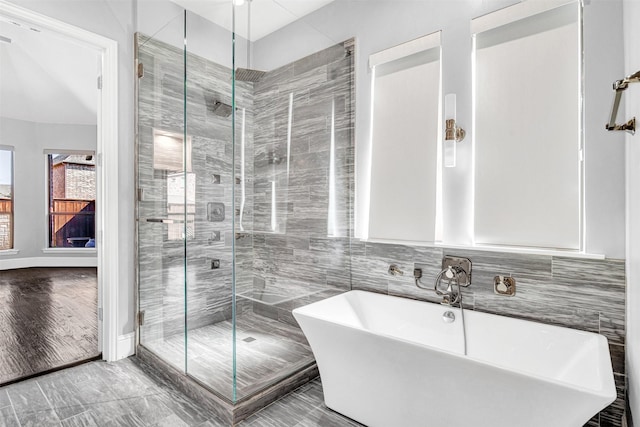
[294, 406, 363, 427]
[552, 257, 625, 285]
[60, 411, 100, 427]
[600, 311, 625, 346]
[0, 389, 10, 409]
[0, 405, 20, 427]
[39, 385, 87, 420]
[152, 413, 191, 427]
[609, 344, 625, 375]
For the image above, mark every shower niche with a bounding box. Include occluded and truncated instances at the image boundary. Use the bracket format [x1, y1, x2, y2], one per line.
[135, 5, 354, 422]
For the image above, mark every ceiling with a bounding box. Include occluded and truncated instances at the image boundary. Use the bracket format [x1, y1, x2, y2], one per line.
[170, 0, 335, 41]
[0, 17, 98, 126]
[0, 0, 333, 126]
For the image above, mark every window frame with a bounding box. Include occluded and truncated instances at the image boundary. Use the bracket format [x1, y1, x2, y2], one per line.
[0, 146, 15, 251]
[45, 150, 97, 249]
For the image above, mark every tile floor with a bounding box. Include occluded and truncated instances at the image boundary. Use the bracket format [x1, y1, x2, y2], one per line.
[0, 358, 362, 426]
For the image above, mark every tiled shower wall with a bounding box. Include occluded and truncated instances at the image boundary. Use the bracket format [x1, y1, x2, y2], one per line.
[350, 242, 626, 427]
[245, 39, 356, 323]
[136, 35, 355, 340]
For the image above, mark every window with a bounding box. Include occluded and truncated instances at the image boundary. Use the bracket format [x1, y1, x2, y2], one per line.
[367, 31, 442, 243]
[0, 147, 14, 250]
[472, 1, 581, 250]
[47, 152, 96, 248]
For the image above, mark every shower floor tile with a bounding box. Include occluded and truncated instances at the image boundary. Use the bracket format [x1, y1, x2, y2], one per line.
[143, 311, 314, 400]
[0, 267, 99, 385]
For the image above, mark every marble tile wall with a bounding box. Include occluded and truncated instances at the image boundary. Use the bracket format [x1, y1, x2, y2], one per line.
[136, 35, 356, 340]
[245, 39, 355, 323]
[349, 241, 626, 427]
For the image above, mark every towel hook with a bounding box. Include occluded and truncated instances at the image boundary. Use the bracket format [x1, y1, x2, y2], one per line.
[606, 70, 640, 135]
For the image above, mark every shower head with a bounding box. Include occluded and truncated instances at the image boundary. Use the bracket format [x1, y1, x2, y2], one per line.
[234, 0, 266, 83]
[211, 100, 233, 117]
[204, 92, 233, 118]
[235, 67, 266, 82]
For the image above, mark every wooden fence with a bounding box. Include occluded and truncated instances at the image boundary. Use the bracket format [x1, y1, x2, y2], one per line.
[51, 199, 95, 247]
[0, 199, 11, 213]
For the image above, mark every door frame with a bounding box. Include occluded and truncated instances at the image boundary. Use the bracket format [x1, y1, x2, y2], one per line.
[0, 1, 120, 361]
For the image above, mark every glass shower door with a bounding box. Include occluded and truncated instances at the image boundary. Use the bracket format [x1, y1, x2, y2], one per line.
[136, 12, 189, 372]
[182, 6, 237, 400]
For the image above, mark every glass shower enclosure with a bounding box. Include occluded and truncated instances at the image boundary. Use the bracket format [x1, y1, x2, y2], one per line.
[135, 0, 355, 405]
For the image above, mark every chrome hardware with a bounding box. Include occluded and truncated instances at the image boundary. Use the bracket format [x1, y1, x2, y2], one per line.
[442, 311, 455, 323]
[144, 217, 182, 224]
[441, 256, 472, 287]
[433, 265, 468, 305]
[606, 70, 640, 135]
[388, 264, 404, 276]
[414, 256, 471, 306]
[494, 275, 516, 296]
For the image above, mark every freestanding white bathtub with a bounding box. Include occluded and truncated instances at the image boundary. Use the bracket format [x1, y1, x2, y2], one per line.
[292, 290, 616, 427]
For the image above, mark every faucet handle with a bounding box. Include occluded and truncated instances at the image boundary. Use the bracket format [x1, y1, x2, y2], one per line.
[388, 264, 404, 276]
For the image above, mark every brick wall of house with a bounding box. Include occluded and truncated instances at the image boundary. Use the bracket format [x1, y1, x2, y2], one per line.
[64, 164, 95, 200]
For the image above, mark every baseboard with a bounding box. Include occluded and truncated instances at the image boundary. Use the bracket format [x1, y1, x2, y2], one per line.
[0, 257, 97, 270]
[117, 332, 136, 360]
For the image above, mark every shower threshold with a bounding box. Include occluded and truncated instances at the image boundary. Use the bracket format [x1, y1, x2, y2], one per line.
[136, 311, 319, 424]
[136, 345, 318, 425]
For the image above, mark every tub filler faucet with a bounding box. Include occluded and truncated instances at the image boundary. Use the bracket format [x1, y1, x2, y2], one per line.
[414, 256, 472, 306]
[433, 265, 467, 306]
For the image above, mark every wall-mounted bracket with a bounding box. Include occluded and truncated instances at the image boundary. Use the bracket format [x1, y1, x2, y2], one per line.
[606, 70, 640, 135]
[606, 117, 635, 134]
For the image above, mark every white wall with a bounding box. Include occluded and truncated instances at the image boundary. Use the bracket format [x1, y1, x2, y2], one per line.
[624, 0, 640, 421]
[254, 0, 627, 258]
[0, 117, 97, 262]
[5, 0, 137, 335]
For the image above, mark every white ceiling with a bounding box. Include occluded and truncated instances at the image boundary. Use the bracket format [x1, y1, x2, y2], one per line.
[0, 17, 99, 126]
[170, 0, 335, 41]
[0, 0, 332, 126]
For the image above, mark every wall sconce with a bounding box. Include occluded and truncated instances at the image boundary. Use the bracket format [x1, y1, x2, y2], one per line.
[444, 94, 466, 168]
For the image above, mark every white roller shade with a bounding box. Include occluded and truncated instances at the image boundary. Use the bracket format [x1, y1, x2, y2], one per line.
[368, 32, 441, 243]
[473, 2, 581, 250]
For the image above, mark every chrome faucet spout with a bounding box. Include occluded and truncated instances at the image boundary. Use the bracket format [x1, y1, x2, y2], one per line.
[434, 265, 467, 307]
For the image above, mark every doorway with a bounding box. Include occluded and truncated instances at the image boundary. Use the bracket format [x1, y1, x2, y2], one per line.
[0, 0, 120, 382]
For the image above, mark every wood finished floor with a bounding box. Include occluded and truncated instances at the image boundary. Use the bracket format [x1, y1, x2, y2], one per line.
[0, 267, 99, 385]
[143, 311, 314, 401]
